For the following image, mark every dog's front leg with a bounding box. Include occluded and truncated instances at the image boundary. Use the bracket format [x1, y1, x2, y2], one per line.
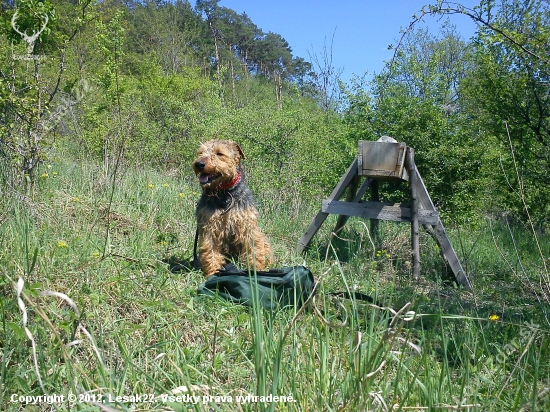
[198, 230, 226, 276]
[237, 224, 272, 272]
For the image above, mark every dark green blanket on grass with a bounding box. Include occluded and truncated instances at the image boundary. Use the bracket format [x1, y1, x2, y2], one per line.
[197, 264, 315, 311]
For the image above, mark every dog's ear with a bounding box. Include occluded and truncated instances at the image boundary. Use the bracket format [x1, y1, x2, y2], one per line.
[234, 142, 246, 160]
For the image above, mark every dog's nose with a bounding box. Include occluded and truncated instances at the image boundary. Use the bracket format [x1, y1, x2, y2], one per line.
[195, 161, 206, 171]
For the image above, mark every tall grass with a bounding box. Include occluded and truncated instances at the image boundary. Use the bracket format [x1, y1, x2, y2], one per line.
[0, 158, 549, 411]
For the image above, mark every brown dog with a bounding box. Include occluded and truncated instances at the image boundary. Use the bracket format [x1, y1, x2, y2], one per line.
[192, 139, 272, 277]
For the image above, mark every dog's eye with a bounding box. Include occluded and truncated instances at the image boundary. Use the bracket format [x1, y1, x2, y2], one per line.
[216, 152, 224, 157]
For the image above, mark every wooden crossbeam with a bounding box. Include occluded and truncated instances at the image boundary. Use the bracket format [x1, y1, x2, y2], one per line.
[322, 200, 440, 225]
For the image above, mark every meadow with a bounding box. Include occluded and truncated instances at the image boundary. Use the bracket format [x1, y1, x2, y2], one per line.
[1, 157, 549, 412]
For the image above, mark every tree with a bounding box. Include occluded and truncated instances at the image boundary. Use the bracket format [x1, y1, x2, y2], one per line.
[0, 0, 93, 188]
[288, 56, 314, 97]
[232, 12, 261, 77]
[195, 0, 221, 77]
[214, 7, 255, 100]
[250, 32, 293, 108]
[307, 32, 344, 111]
[127, 0, 204, 75]
[460, 0, 550, 224]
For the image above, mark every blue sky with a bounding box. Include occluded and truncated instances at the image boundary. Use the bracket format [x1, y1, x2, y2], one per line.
[221, 0, 481, 84]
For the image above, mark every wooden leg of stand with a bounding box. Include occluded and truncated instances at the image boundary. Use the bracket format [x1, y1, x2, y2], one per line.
[297, 157, 359, 253]
[369, 180, 381, 248]
[408, 149, 420, 280]
[333, 173, 359, 235]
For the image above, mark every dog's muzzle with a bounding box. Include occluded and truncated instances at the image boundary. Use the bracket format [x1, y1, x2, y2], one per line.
[194, 161, 221, 185]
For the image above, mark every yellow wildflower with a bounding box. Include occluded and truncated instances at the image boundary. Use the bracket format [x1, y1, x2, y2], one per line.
[57, 241, 68, 248]
[489, 315, 500, 321]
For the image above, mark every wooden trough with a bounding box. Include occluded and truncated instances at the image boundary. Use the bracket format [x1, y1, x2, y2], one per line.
[358, 140, 409, 182]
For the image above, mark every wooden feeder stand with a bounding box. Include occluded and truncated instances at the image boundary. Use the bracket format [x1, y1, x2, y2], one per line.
[297, 139, 473, 291]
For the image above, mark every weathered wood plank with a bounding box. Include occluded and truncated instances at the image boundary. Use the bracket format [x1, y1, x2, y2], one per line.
[355, 177, 373, 201]
[333, 172, 360, 235]
[358, 141, 409, 181]
[297, 157, 359, 253]
[322, 200, 440, 225]
[433, 221, 473, 291]
[408, 148, 420, 280]
[411, 165, 437, 211]
[410, 165, 473, 291]
[333, 177, 372, 234]
[327, 157, 359, 201]
[369, 179, 381, 247]
[297, 210, 330, 253]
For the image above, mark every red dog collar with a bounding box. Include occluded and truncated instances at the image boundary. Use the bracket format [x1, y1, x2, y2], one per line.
[218, 172, 242, 190]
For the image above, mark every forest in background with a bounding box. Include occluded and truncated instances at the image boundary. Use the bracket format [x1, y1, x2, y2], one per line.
[0, 0, 549, 226]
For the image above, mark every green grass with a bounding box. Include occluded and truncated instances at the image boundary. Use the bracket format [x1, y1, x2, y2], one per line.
[1, 158, 549, 411]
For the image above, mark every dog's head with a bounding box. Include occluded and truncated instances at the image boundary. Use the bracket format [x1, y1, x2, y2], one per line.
[193, 139, 245, 190]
